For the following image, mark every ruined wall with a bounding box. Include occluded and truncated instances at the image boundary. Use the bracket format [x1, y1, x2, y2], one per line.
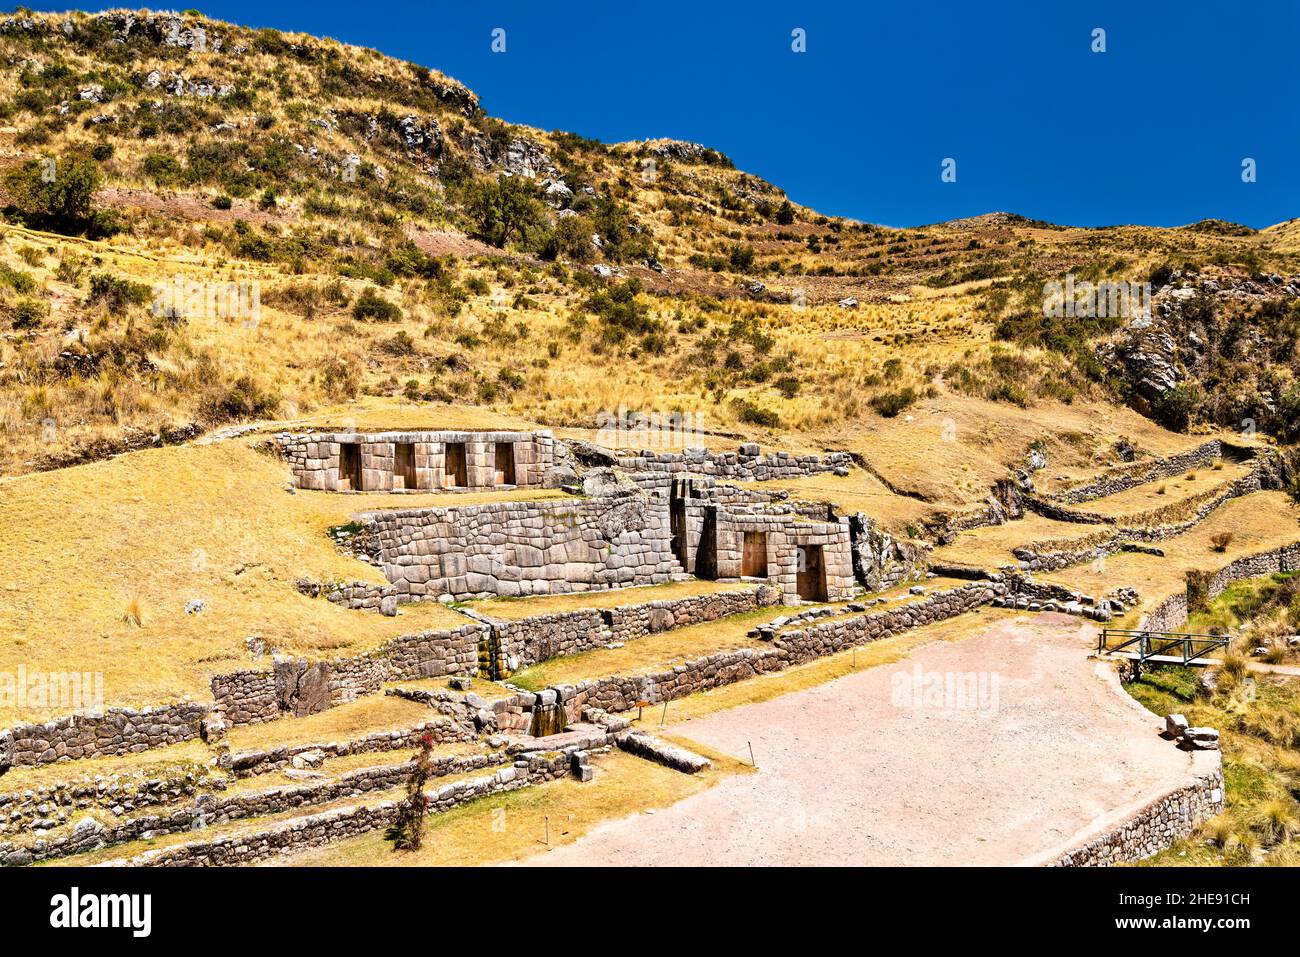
[366, 494, 682, 601]
[277, 429, 554, 492]
[550, 583, 998, 717]
[1014, 465, 1272, 573]
[210, 624, 484, 727]
[104, 752, 573, 867]
[488, 585, 779, 672]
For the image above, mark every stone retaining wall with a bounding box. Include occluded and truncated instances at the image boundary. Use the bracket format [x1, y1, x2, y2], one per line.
[0, 702, 208, 772]
[484, 585, 778, 673]
[1, 748, 517, 865]
[1047, 768, 1224, 866]
[1047, 440, 1224, 505]
[211, 624, 484, 727]
[366, 494, 682, 602]
[1014, 466, 1270, 573]
[548, 583, 998, 718]
[614, 444, 850, 482]
[106, 751, 573, 867]
[227, 717, 476, 778]
[1138, 542, 1300, 632]
[0, 761, 213, 835]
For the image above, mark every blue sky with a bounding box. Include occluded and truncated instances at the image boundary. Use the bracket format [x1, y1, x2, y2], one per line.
[20, 1, 1300, 228]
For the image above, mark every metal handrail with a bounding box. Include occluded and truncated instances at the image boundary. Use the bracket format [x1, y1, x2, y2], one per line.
[1099, 627, 1229, 667]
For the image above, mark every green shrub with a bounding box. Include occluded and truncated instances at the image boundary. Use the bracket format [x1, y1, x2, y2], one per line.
[731, 397, 779, 428]
[2, 153, 118, 237]
[88, 273, 152, 310]
[10, 297, 46, 330]
[463, 175, 544, 248]
[352, 287, 402, 321]
[0, 262, 36, 294]
[870, 387, 918, 418]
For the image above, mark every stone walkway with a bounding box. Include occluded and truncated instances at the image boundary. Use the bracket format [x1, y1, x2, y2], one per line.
[520, 612, 1212, 866]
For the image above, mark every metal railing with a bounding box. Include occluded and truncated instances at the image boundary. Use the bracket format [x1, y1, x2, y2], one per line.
[1098, 628, 1229, 666]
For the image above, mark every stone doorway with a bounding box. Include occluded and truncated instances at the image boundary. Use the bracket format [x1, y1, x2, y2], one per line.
[444, 441, 468, 488]
[339, 443, 362, 491]
[493, 442, 516, 486]
[796, 544, 827, 601]
[741, 531, 768, 578]
[394, 442, 417, 490]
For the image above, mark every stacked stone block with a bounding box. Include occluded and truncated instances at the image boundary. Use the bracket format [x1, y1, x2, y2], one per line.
[365, 494, 683, 601]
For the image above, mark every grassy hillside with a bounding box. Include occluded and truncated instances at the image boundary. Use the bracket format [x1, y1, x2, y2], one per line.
[0, 10, 1297, 481]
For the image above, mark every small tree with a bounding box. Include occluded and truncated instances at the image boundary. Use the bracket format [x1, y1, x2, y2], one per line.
[1186, 569, 1213, 614]
[464, 175, 544, 248]
[775, 199, 795, 225]
[385, 734, 435, 851]
[1210, 532, 1233, 553]
[3, 153, 118, 237]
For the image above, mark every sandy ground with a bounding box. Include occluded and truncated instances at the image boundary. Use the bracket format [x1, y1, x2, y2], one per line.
[522, 612, 1213, 866]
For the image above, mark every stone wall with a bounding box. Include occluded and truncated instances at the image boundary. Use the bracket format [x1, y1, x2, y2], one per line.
[487, 585, 779, 672]
[365, 493, 682, 602]
[1047, 440, 1224, 505]
[2, 748, 517, 864]
[548, 583, 997, 718]
[1047, 768, 1224, 866]
[1138, 542, 1300, 633]
[227, 717, 475, 777]
[277, 429, 554, 492]
[106, 751, 573, 867]
[615, 443, 850, 483]
[1013, 466, 1270, 573]
[0, 760, 212, 835]
[0, 702, 208, 772]
[210, 624, 484, 727]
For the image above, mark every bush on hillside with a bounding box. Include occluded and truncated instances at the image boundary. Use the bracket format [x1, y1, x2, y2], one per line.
[2, 153, 119, 237]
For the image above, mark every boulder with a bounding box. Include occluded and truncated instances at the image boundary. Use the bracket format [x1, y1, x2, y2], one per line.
[1165, 713, 1189, 739]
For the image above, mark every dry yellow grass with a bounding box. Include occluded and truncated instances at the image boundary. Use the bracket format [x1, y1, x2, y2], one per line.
[224, 693, 435, 752]
[1040, 491, 1300, 616]
[0, 437, 559, 724]
[1077, 460, 1253, 519]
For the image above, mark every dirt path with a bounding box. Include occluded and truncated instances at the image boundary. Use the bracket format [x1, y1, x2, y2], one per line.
[522, 612, 1211, 866]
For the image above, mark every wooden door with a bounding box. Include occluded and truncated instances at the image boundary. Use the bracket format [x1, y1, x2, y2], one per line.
[796, 544, 826, 601]
[741, 532, 768, 578]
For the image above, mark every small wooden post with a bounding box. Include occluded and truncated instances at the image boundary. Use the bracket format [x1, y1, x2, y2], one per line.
[748, 740, 756, 767]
